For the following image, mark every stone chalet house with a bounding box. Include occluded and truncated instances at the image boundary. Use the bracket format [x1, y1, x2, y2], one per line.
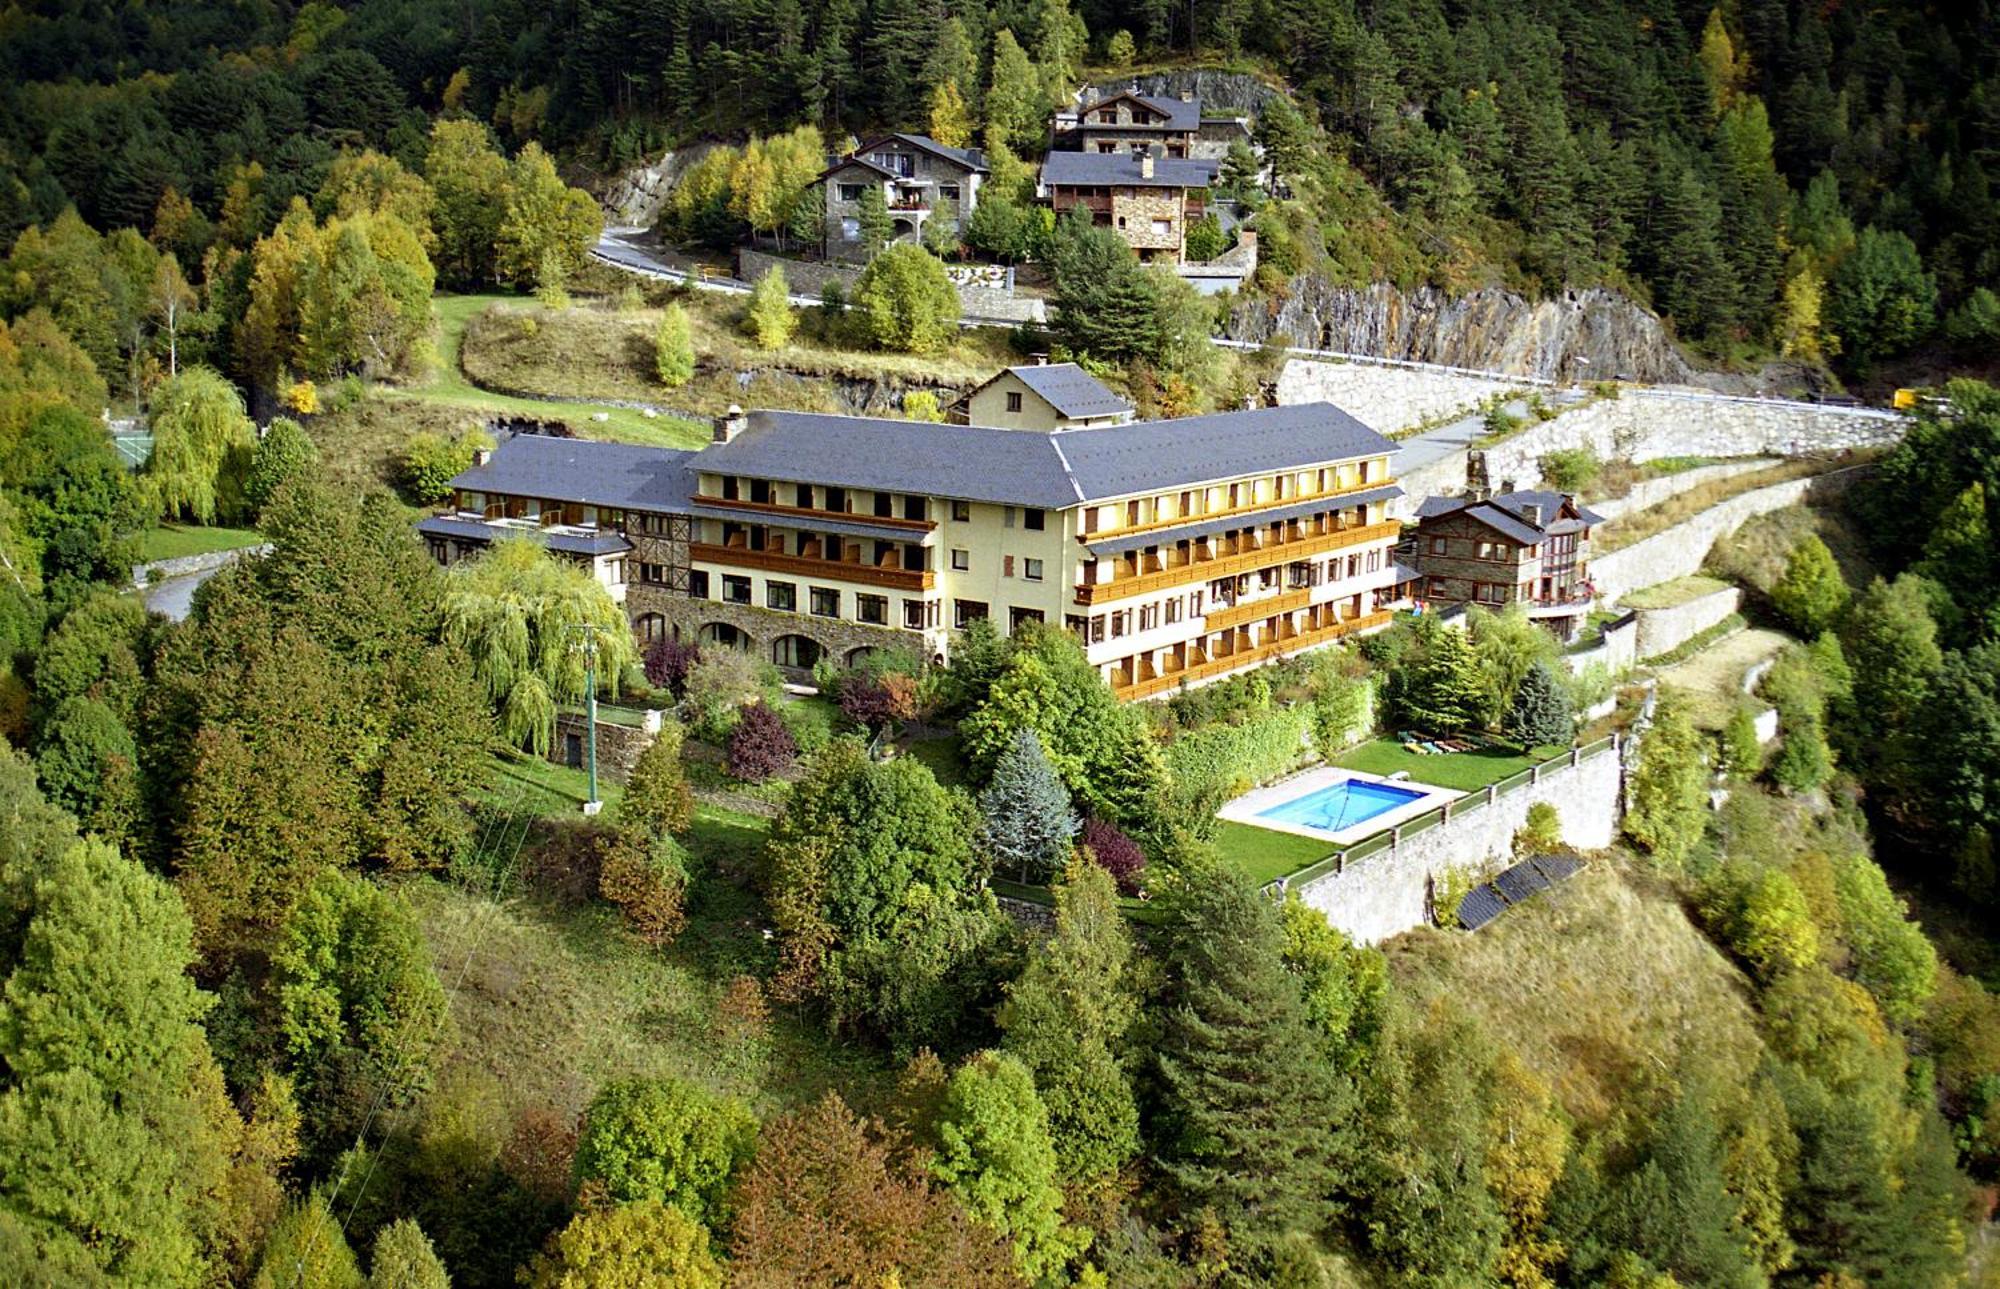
[1040, 148, 1222, 262]
[1051, 89, 1253, 161]
[817, 133, 986, 263]
[417, 371, 1412, 701]
[1408, 489, 1607, 639]
[948, 363, 1135, 431]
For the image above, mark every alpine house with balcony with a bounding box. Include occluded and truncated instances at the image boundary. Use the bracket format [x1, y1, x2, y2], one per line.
[1408, 489, 1606, 639]
[817, 133, 987, 263]
[417, 390, 1412, 699]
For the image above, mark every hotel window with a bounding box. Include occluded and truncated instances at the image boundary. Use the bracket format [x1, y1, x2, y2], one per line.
[722, 575, 751, 605]
[1190, 589, 1203, 615]
[1006, 391, 1023, 412]
[940, 183, 960, 201]
[640, 562, 667, 585]
[1368, 549, 1381, 571]
[1110, 610, 1130, 638]
[1089, 615, 1107, 643]
[795, 483, 813, 508]
[951, 548, 970, 571]
[953, 599, 987, 628]
[874, 491, 894, 518]
[766, 581, 796, 612]
[1428, 577, 1448, 598]
[605, 558, 626, 584]
[688, 571, 709, 598]
[952, 499, 971, 521]
[1023, 558, 1044, 582]
[825, 487, 847, 512]
[903, 495, 926, 521]
[1065, 614, 1088, 638]
[1138, 604, 1159, 631]
[903, 598, 929, 629]
[1165, 598, 1181, 624]
[750, 479, 772, 504]
[1023, 507, 1045, 531]
[857, 594, 888, 625]
[1477, 582, 1505, 604]
[1347, 554, 1361, 578]
[810, 587, 840, 617]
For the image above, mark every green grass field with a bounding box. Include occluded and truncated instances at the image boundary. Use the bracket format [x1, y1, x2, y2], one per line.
[386, 294, 708, 448]
[136, 523, 264, 563]
[1209, 819, 1335, 886]
[1334, 736, 1560, 793]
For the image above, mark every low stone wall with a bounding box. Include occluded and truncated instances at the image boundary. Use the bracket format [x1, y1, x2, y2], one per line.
[132, 543, 272, 587]
[737, 249, 1044, 324]
[1589, 459, 1772, 522]
[1563, 611, 1637, 679]
[1288, 738, 1624, 945]
[1633, 586, 1742, 660]
[1590, 468, 1866, 602]
[548, 711, 661, 784]
[1278, 357, 1518, 435]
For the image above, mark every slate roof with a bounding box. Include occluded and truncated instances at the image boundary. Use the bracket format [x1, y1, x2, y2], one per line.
[1491, 489, 1606, 528]
[1041, 150, 1220, 189]
[856, 133, 988, 173]
[1077, 91, 1202, 131]
[697, 402, 1395, 509]
[1413, 489, 1604, 541]
[447, 436, 698, 514]
[1082, 485, 1403, 558]
[991, 364, 1133, 420]
[686, 504, 928, 544]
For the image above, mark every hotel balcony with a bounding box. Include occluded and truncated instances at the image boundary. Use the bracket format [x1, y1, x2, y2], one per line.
[1075, 519, 1400, 606]
[1109, 608, 1396, 700]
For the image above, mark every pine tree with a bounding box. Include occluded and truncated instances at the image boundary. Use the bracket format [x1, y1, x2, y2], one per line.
[978, 729, 1077, 883]
[1503, 661, 1573, 749]
[368, 1219, 449, 1289]
[998, 858, 1140, 1182]
[1254, 97, 1312, 193]
[1153, 863, 1348, 1269]
[1397, 621, 1485, 735]
[743, 266, 794, 349]
[855, 184, 891, 259]
[654, 302, 694, 388]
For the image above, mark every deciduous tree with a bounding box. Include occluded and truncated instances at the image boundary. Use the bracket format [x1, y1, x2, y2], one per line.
[572, 1077, 757, 1225]
[653, 302, 694, 387]
[743, 266, 795, 349]
[525, 1200, 721, 1289]
[145, 365, 255, 523]
[927, 1051, 1084, 1283]
[853, 244, 960, 354]
[1771, 534, 1849, 637]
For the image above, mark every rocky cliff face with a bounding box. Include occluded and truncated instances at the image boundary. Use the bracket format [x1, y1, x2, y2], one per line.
[601, 143, 722, 230]
[1225, 278, 1701, 384]
[1077, 69, 1280, 114]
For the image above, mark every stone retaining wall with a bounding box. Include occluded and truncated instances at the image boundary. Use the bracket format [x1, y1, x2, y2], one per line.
[1588, 459, 1772, 521]
[737, 250, 1045, 324]
[1633, 586, 1742, 660]
[1289, 739, 1624, 945]
[1563, 611, 1637, 679]
[1590, 468, 1865, 602]
[547, 712, 660, 783]
[132, 543, 272, 586]
[1403, 391, 1903, 501]
[1278, 358, 1519, 435]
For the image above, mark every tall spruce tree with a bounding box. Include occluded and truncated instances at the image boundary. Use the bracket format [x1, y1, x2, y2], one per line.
[978, 728, 1077, 883]
[1153, 863, 1350, 1269]
[1503, 661, 1573, 749]
[998, 857, 1140, 1183]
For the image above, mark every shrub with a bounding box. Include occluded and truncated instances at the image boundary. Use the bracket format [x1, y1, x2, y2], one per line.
[1770, 534, 1850, 638]
[743, 266, 794, 349]
[727, 701, 798, 780]
[1105, 29, 1136, 64]
[248, 417, 320, 513]
[1770, 713, 1832, 794]
[1514, 801, 1561, 858]
[1699, 861, 1821, 979]
[1080, 817, 1144, 895]
[599, 828, 690, 946]
[835, 671, 917, 735]
[572, 1076, 757, 1223]
[681, 650, 764, 742]
[1832, 854, 1937, 1024]
[1720, 707, 1766, 779]
[1539, 447, 1601, 494]
[621, 722, 694, 838]
[901, 390, 945, 422]
[399, 428, 492, 505]
[644, 637, 701, 697]
[1482, 405, 1524, 439]
[1183, 214, 1227, 263]
[853, 244, 961, 354]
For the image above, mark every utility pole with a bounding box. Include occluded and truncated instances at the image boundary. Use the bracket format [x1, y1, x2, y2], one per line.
[576, 622, 602, 816]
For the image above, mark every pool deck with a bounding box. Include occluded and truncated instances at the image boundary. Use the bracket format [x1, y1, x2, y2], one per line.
[1218, 766, 1464, 847]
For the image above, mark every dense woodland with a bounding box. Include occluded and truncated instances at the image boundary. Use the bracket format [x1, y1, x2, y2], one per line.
[3, 0, 1997, 376]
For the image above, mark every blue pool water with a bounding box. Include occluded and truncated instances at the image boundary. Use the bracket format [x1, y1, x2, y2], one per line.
[1256, 778, 1428, 834]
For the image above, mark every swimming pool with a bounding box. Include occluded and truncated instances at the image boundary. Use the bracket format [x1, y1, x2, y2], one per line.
[1255, 777, 1429, 834]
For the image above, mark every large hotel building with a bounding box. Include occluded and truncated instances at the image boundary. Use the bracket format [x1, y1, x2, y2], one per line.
[418, 365, 1414, 700]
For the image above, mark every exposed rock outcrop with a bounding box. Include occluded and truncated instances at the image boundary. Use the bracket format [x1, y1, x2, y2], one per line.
[1076, 69, 1281, 114]
[1226, 279, 1700, 385]
[601, 143, 722, 230]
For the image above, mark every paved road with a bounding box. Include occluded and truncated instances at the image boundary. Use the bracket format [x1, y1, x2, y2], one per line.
[1392, 392, 1594, 477]
[142, 569, 216, 621]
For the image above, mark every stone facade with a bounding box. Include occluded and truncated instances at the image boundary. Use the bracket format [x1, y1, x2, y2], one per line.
[1277, 358, 1521, 437]
[1589, 468, 1867, 602]
[1633, 585, 1742, 660]
[1288, 738, 1624, 945]
[820, 140, 981, 264]
[1113, 187, 1191, 255]
[629, 587, 923, 672]
[547, 711, 660, 784]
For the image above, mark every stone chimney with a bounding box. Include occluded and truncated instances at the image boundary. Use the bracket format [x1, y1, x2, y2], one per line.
[1520, 502, 1544, 528]
[1499, 477, 1516, 495]
[712, 404, 747, 444]
[471, 445, 492, 467]
[1465, 451, 1491, 503]
[1140, 149, 1155, 180]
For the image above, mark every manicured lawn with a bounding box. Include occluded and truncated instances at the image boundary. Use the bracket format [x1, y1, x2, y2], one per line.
[480, 749, 626, 817]
[136, 523, 264, 563]
[390, 294, 709, 448]
[1210, 819, 1336, 886]
[905, 731, 970, 787]
[1334, 736, 1563, 793]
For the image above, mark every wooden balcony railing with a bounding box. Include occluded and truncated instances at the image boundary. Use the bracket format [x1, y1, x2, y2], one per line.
[1075, 520, 1400, 606]
[698, 495, 935, 532]
[1111, 609, 1395, 699]
[1084, 474, 1390, 543]
[690, 543, 935, 592]
[1203, 587, 1311, 633]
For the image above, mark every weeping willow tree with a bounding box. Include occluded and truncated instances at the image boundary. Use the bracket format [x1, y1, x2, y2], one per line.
[441, 538, 637, 755]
